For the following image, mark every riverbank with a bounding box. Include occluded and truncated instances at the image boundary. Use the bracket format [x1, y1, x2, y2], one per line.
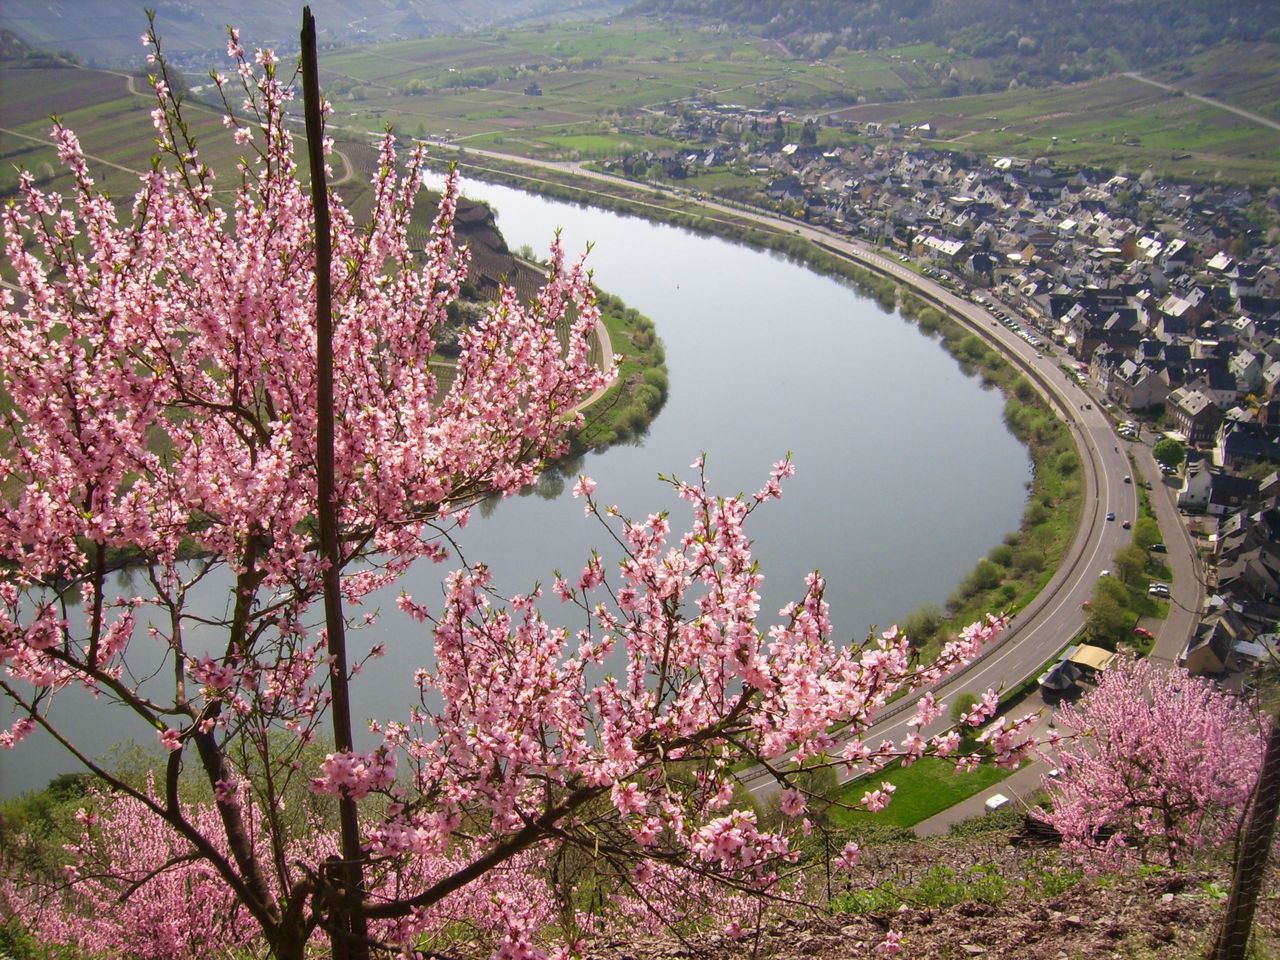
[568, 290, 668, 454]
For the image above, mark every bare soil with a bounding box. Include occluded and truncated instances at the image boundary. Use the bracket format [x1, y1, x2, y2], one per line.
[581, 836, 1280, 960]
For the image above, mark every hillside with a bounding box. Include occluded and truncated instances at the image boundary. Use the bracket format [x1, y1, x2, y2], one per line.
[630, 0, 1280, 91]
[0, 0, 627, 69]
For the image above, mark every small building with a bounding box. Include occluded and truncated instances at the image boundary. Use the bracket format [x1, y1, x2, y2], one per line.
[1064, 643, 1116, 674]
[1167, 387, 1223, 445]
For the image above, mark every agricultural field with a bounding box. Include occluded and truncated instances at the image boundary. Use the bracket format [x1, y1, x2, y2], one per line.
[0, 58, 391, 217]
[314, 18, 957, 153]
[0, 65, 131, 127]
[0, 0, 629, 67]
[828, 58, 1280, 186]
[1145, 41, 1280, 123]
[310, 22, 1280, 186]
[0, 63, 257, 198]
[4, 21, 1278, 190]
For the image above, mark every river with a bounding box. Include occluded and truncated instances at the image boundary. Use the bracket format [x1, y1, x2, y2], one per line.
[0, 178, 1029, 796]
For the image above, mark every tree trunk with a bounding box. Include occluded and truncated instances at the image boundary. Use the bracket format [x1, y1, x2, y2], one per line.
[301, 9, 370, 960]
[1209, 717, 1280, 960]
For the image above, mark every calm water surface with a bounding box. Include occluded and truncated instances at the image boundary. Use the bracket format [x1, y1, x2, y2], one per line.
[0, 180, 1028, 795]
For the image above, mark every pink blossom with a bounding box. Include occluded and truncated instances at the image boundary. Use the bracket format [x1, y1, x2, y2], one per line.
[876, 930, 903, 955]
[861, 782, 897, 813]
[611, 781, 647, 817]
[779, 788, 807, 818]
[836, 841, 861, 871]
[1041, 657, 1264, 869]
[0, 717, 34, 749]
[158, 727, 182, 752]
[571, 475, 597, 501]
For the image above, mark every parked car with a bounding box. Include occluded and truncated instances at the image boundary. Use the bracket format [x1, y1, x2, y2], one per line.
[1151, 543, 1167, 553]
[984, 793, 1011, 813]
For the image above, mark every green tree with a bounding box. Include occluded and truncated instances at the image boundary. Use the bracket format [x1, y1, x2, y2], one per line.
[1132, 516, 1161, 552]
[902, 603, 944, 646]
[967, 558, 1004, 593]
[1113, 543, 1148, 587]
[950, 692, 980, 726]
[1153, 438, 1185, 471]
[950, 692, 982, 750]
[1087, 577, 1135, 647]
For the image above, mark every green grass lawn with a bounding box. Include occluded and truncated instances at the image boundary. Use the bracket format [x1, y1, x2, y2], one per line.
[827, 756, 1014, 829]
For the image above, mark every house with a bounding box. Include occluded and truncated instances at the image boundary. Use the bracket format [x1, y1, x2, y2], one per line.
[1108, 359, 1169, 410]
[912, 232, 968, 267]
[1230, 348, 1265, 393]
[766, 176, 805, 204]
[1185, 362, 1242, 410]
[1178, 453, 1213, 508]
[1180, 608, 1252, 676]
[1215, 420, 1280, 470]
[1167, 388, 1223, 444]
[1216, 543, 1280, 600]
[1181, 621, 1234, 675]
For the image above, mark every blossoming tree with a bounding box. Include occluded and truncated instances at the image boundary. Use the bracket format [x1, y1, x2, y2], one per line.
[1040, 656, 1265, 870]
[0, 12, 1035, 958]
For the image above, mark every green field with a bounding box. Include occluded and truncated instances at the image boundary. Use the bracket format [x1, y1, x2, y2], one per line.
[312, 24, 1280, 186]
[828, 756, 1014, 829]
[308, 18, 959, 154]
[0, 61, 383, 203]
[4, 24, 1279, 196]
[824, 42, 1280, 185]
[1146, 41, 1280, 122]
[0, 72, 251, 197]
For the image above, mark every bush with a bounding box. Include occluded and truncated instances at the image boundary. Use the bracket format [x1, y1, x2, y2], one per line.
[968, 558, 1004, 592]
[901, 603, 944, 646]
[987, 544, 1015, 567]
[948, 804, 1024, 837]
[1132, 516, 1161, 551]
[641, 366, 668, 397]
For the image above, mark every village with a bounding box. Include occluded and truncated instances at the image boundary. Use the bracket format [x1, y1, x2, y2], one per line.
[599, 102, 1280, 688]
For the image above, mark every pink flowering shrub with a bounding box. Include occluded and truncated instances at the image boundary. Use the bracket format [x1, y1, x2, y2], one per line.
[0, 18, 1036, 960]
[1040, 656, 1265, 869]
[2, 780, 264, 960]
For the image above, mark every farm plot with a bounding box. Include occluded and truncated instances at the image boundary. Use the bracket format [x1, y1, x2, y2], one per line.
[1146, 41, 1280, 123]
[829, 71, 1280, 185]
[0, 66, 130, 127]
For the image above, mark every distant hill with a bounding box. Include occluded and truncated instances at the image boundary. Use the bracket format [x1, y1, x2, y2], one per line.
[0, 0, 628, 69]
[629, 0, 1280, 89]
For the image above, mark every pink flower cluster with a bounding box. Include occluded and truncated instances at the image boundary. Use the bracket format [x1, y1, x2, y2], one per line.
[1041, 656, 1265, 869]
[309, 746, 398, 800]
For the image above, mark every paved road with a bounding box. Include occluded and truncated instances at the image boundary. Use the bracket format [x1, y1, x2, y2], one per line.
[1124, 72, 1280, 134]
[1119, 431, 1205, 665]
[424, 145, 1201, 804]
